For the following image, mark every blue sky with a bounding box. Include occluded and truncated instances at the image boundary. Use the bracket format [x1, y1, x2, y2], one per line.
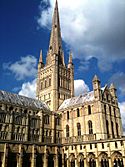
[0, 0, 125, 107]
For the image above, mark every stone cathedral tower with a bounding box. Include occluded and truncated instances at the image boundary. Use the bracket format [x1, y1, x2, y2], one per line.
[36, 0, 74, 111]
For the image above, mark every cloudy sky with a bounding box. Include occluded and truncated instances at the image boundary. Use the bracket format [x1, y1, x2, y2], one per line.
[0, 0, 125, 130]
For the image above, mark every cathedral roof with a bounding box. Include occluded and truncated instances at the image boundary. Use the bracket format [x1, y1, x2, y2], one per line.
[0, 90, 50, 111]
[59, 91, 94, 110]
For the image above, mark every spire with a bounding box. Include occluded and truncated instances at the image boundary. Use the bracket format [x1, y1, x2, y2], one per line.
[46, 0, 64, 65]
[68, 52, 73, 64]
[39, 50, 43, 63]
[92, 75, 100, 82]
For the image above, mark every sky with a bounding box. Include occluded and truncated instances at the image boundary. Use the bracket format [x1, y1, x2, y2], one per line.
[0, 0, 125, 129]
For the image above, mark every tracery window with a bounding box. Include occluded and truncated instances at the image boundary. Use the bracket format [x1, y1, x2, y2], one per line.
[88, 120, 93, 134]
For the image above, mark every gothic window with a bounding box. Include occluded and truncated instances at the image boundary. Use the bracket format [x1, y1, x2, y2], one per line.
[88, 120, 93, 134]
[77, 123, 81, 136]
[31, 118, 37, 128]
[114, 158, 124, 167]
[45, 80, 47, 88]
[116, 123, 119, 137]
[109, 106, 111, 116]
[106, 120, 109, 138]
[101, 159, 109, 167]
[104, 105, 106, 114]
[44, 115, 49, 124]
[77, 108, 80, 117]
[56, 117, 60, 126]
[89, 158, 96, 167]
[49, 78, 51, 86]
[15, 116, 22, 125]
[88, 105, 91, 115]
[67, 111, 69, 120]
[111, 121, 115, 138]
[66, 125, 69, 137]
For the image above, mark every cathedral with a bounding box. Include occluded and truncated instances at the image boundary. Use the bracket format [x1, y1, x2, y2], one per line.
[0, 1, 125, 167]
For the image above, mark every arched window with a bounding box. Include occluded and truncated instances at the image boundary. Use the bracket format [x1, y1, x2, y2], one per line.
[77, 108, 80, 117]
[101, 159, 109, 167]
[104, 105, 106, 115]
[89, 158, 96, 167]
[66, 125, 69, 137]
[49, 78, 51, 86]
[116, 123, 119, 137]
[111, 121, 115, 138]
[88, 121, 93, 134]
[77, 123, 81, 136]
[44, 115, 49, 124]
[67, 111, 69, 120]
[45, 80, 47, 88]
[106, 120, 109, 138]
[114, 158, 124, 167]
[88, 105, 91, 115]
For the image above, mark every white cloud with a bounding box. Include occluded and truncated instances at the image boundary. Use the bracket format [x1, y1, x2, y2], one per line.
[38, 0, 125, 71]
[3, 55, 37, 80]
[18, 79, 36, 98]
[18, 78, 89, 99]
[119, 102, 125, 135]
[74, 80, 89, 96]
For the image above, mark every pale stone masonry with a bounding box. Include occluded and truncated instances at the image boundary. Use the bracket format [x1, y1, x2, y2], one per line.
[0, 0, 125, 167]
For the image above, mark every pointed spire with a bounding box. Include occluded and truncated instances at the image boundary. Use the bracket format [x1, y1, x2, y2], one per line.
[110, 83, 116, 90]
[46, 0, 65, 65]
[68, 52, 73, 64]
[39, 50, 43, 63]
[92, 75, 100, 82]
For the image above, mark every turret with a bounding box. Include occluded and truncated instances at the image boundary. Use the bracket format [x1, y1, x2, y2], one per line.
[109, 83, 117, 100]
[92, 75, 101, 100]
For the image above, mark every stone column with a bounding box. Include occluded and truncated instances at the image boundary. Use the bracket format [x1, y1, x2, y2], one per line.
[39, 112, 43, 142]
[2, 144, 8, 167]
[107, 143, 112, 167]
[83, 145, 87, 167]
[43, 146, 48, 167]
[121, 144, 125, 165]
[62, 149, 64, 167]
[75, 146, 78, 167]
[25, 115, 29, 141]
[31, 145, 36, 167]
[95, 147, 99, 167]
[67, 151, 70, 167]
[17, 144, 23, 167]
[55, 147, 59, 167]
